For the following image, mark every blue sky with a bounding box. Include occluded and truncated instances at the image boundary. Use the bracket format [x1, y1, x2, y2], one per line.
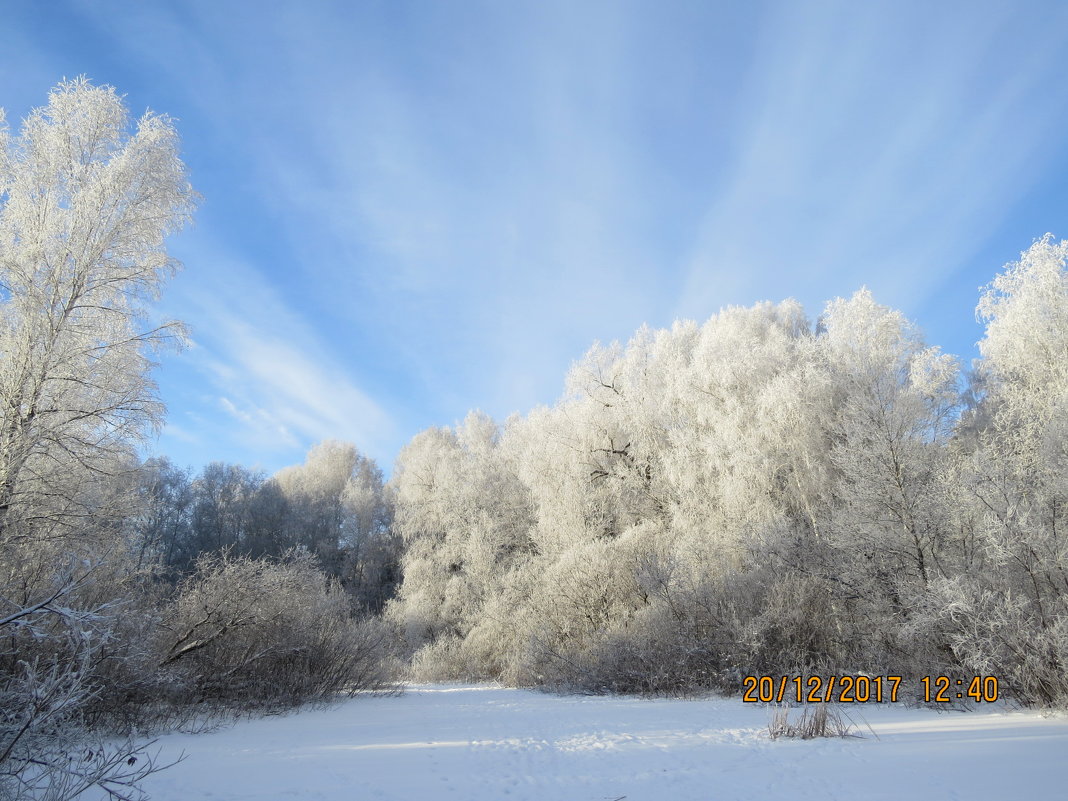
[3, 0, 1068, 475]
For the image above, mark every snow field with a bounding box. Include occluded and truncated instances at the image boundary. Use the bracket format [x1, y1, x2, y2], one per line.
[127, 684, 1068, 801]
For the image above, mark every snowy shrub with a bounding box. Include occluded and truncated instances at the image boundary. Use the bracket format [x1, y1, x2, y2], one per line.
[157, 551, 397, 709]
[408, 636, 473, 682]
[742, 574, 852, 675]
[569, 605, 729, 695]
[921, 578, 1068, 707]
[0, 553, 170, 801]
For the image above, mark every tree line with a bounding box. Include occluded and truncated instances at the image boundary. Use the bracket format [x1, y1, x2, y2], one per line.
[133, 444, 398, 611]
[385, 244, 1068, 706]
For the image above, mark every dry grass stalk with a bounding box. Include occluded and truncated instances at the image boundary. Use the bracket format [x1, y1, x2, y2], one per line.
[768, 703, 858, 739]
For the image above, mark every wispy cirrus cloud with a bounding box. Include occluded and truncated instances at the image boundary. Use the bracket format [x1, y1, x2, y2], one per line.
[154, 237, 396, 471]
[8, 0, 1068, 474]
[675, 2, 1068, 345]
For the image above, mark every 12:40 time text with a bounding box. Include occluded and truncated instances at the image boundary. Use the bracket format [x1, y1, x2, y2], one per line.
[741, 675, 1000, 703]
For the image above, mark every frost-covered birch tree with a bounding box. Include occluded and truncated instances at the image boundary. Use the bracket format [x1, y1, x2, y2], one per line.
[945, 235, 1068, 703]
[0, 78, 195, 800]
[0, 77, 195, 546]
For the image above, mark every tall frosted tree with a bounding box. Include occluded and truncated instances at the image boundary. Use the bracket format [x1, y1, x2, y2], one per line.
[0, 78, 195, 799]
[948, 235, 1068, 703]
[819, 292, 959, 582]
[388, 412, 534, 677]
[274, 440, 397, 609]
[0, 77, 195, 545]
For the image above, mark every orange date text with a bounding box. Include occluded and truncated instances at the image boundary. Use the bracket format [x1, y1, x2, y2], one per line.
[741, 675, 902, 703]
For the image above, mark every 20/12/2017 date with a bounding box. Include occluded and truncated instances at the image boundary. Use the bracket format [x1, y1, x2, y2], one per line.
[741, 675, 1000, 703]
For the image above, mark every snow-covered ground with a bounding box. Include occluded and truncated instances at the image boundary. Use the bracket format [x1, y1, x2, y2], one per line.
[130, 684, 1068, 801]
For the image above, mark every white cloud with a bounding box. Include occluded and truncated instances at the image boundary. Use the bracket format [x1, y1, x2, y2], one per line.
[23, 0, 1068, 472]
[675, 2, 1068, 324]
[158, 233, 397, 468]
[219, 395, 299, 448]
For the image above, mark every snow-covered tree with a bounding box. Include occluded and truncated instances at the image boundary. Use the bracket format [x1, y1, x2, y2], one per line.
[947, 236, 1068, 703]
[389, 412, 534, 678]
[820, 292, 958, 586]
[0, 77, 195, 547]
[272, 440, 396, 608]
[0, 77, 194, 800]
